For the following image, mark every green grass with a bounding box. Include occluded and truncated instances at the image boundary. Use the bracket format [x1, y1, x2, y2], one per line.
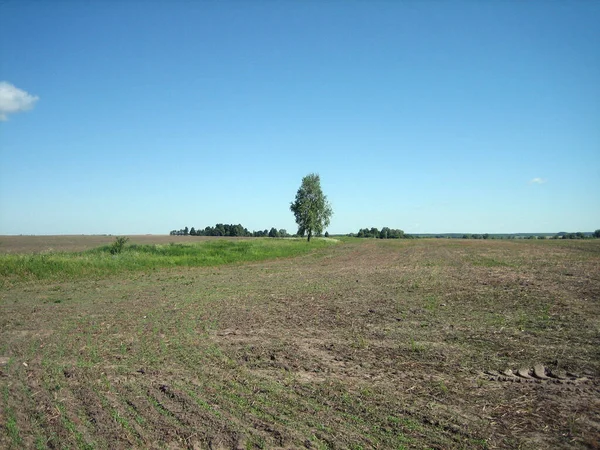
[0, 238, 335, 285]
[5, 414, 22, 447]
[3, 383, 23, 448]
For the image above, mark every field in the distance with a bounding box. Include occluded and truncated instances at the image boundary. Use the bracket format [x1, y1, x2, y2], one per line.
[1, 237, 599, 449]
[0, 234, 222, 254]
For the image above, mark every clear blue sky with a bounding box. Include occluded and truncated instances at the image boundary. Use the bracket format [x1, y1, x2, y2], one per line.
[1, 1, 599, 235]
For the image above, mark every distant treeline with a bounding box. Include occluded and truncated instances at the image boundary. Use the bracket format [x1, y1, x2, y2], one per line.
[170, 224, 292, 238]
[351, 227, 413, 239]
[412, 230, 600, 240]
[348, 229, 600, 240]
[171, 225, 600, 240]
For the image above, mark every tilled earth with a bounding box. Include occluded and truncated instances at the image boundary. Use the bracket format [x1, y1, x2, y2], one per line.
[1, 238, 599, 449]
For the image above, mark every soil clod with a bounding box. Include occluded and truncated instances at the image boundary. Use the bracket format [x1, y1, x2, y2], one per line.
[533, 364, 548, 380]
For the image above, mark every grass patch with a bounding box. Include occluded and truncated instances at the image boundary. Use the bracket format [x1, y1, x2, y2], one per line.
[6, 414, 23, 447]
[0, 238, 335, 285]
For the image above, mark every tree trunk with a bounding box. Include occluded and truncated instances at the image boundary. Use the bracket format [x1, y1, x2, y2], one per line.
[307, 230, 312, 242]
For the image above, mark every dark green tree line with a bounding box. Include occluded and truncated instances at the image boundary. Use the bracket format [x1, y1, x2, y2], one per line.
[354, 227, 412, 239]
[170, 224, 291, 238]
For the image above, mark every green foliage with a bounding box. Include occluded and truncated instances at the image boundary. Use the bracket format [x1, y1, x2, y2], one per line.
[171, 223, 274, 237]
[357, 228, 378, 238]
[557, 232, 588, 239]
[290, 173, 333, 242]
[0, 239, 336, 285]
[356, 227, 408, 239]
[109, 236, 129, 255]
[595, 229, 600, 238]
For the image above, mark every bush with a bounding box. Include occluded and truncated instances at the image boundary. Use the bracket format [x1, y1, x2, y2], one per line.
[109, 236, 129, 255]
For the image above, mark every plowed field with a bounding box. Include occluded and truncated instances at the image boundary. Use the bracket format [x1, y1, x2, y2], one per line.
[1, 238, 599, 449]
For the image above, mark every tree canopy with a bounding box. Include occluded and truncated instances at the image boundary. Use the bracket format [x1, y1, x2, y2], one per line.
[170, 224, 290, 238]
[355, 227, 410, 239]
[290, 173, 333, 242]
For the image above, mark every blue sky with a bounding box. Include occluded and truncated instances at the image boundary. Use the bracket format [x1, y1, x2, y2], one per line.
[1, 1, 599, 235]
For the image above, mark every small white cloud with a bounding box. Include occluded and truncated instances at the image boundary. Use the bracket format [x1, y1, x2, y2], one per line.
[529, 177, 547, 185]
[0, 82, 39, 121]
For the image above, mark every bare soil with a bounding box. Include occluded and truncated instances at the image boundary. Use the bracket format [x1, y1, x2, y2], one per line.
[1, 238, 599, 449]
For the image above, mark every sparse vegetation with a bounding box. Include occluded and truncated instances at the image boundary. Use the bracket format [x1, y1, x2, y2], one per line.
[1, 236, 599, 449]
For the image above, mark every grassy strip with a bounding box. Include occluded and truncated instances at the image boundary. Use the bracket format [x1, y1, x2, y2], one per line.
[0, 238, 335, 285]
[2, 382, 23, 449]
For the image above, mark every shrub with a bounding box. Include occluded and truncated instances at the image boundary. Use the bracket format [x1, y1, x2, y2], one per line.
[109, 236, 129, 255]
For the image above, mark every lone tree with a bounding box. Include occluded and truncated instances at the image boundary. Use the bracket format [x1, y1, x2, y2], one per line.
[290, 173, 333, 242]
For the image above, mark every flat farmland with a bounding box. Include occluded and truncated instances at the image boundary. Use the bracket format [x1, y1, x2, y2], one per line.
[1, 237, 599, 449]
[0, 235, 223, 254]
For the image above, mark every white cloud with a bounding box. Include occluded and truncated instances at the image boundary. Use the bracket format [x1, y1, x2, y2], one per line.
[0, 82, 39, 121]
[529, 177, 547, 185]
